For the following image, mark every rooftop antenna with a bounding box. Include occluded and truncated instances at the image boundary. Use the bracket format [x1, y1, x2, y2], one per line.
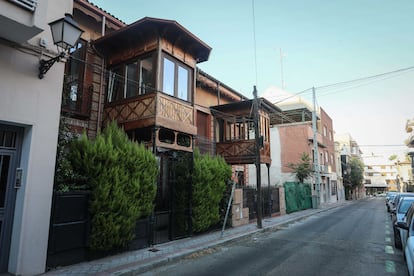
[280, 48, 286, 89]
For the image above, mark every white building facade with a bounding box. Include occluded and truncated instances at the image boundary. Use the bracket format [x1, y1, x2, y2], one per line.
[0, 1, 72, 274]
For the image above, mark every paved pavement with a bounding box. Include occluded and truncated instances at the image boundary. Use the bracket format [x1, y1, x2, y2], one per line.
[44, 201, 348, 276]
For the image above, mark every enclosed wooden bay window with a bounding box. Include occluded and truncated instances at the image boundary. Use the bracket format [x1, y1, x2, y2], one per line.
[107, 53, 155, 102]
[162, 55, 192, 102]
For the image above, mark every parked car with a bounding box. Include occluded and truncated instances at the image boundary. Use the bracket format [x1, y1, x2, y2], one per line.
[386, 192, 398, 212]
[395, 202, 414, 276]
[392, 196, 414, 249]
[390, 193, 414, 214]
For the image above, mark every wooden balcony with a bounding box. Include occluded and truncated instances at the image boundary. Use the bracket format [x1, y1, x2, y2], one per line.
[103, 92, 196, 135]
[216, 140, 271, 165]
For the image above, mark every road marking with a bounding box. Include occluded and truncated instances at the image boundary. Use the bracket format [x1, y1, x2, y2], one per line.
[385, 245, 394, 254]
[385, 260, 396, 273]
[384, 208, 396, 273]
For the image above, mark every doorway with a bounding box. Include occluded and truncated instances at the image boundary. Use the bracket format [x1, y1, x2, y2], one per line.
[153, 151, 193, 244]
[0, 125, 22, 272]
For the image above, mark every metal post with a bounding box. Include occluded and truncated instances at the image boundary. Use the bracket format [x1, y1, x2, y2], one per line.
[267, 163, 272, 216]
[221, 180, 236, 238]
[253, 86, 262, 228]
[312, 87, 321, 208]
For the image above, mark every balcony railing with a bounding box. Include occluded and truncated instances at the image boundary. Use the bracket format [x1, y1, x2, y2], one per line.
[216, 140, 271, 165]
[319, 164, 331, 174]
[307, 125, 324, 147]
[103, 92, 196, 134]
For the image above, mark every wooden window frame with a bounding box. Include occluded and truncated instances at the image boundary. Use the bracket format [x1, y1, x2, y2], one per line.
[161, 54, 193, 102]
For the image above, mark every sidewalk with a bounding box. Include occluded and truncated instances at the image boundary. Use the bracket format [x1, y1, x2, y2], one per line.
[44, 202, 347, 276]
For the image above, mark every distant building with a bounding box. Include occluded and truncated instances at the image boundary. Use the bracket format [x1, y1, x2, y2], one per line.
[335, 133, 364, 199]
[395, 159, 413, 192]
[363, 154, 398, 194]
[405, 119, 414, 186]
[252, 86, 339, 206]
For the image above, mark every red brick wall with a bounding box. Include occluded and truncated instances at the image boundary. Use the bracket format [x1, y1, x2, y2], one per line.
[278, 123, 313, 173]
[320, 108, 336, 172]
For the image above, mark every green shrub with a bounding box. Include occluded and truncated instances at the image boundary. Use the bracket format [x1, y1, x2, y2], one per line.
[192, 149, 232, 232]
[69, 121, 157, 251]
[54, 117, 88, 192]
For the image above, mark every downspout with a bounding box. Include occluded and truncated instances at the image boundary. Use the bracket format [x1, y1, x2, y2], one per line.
[96, 16, 106, 133]
[217, 81, 220, 105]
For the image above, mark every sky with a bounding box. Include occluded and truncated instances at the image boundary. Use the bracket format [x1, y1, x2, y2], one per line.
[90, 0, 414, 159]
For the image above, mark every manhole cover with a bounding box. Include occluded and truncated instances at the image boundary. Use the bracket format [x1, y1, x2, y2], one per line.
[148, 248, 160, 252]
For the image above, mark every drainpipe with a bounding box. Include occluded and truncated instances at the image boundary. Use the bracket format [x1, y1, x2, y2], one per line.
[96, 16, 106, 133]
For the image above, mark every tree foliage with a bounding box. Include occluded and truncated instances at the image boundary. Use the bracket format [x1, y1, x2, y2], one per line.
[389, 154, 398, 161]
[192, 149, 232, 232]
[69, 121, 158, 251]
[54, 117, 87, 192]
[348, 157, 364, 188]
[288, 152, 313, 183]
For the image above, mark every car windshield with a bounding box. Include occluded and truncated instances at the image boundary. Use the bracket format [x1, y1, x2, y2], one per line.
[398, 198, 414, 214]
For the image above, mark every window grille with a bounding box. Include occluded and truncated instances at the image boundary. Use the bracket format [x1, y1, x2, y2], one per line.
[9, 0, 37, 12]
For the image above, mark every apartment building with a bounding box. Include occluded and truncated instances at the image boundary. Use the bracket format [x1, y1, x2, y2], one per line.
[0, 0, 74, 274]
[363, 154, 398, 194]
[335, 133, 364, 199]
[253, 86, 338, 206]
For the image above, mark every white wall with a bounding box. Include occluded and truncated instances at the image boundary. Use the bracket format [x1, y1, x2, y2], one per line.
[248, 127, 296, 188]
[0, 0, 72, 274]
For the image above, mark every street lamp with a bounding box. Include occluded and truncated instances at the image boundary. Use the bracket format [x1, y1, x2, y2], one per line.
[38, 13, 83, 79]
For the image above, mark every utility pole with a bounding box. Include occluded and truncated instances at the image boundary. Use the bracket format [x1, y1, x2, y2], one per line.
[312, 87, 321, 208]
[253, 86, 262, 228]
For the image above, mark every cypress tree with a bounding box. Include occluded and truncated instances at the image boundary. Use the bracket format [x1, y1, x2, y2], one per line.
[69, 121, 157, 251]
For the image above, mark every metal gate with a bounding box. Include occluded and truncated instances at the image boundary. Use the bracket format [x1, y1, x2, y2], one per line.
[152, 151, 193, 244]
[243, 186, 280, 220]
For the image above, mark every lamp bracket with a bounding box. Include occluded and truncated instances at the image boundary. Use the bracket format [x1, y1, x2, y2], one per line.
[38, 52, 65, 79]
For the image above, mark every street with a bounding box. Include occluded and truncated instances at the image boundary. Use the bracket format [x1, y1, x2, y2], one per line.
[142, 197, 407, 276]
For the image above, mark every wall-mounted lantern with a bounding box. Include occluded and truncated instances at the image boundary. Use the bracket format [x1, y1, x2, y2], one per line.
[38, 13, 83, 79]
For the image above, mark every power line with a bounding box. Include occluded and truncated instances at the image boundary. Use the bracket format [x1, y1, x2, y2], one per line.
[315, 65, 414, 92]
[251, 0, 258, 86]
[359, 144, 408, 147]
[270, 65, 414, 105]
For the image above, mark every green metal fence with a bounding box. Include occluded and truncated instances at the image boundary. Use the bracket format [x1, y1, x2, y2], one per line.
[284, 182, 312, 213]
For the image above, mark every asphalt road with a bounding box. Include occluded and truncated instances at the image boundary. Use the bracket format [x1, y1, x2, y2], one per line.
[141, 197, 407, 276]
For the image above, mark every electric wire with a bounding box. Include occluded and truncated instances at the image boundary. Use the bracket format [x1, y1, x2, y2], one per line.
[251, 0, 258, 87]
[315, 65, 414, 91]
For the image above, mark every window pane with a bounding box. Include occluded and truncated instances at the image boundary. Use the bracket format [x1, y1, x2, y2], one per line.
[177, 66, 188, 101]
[126, 62, 139, 98]
[163, 58, 175, 96]
[140, 56, 154, 94]
[64, 40, 86, 107]
[0, 155, 11, 208]
[107, 66, 124, 102]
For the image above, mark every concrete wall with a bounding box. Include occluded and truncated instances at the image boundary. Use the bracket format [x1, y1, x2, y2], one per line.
[248, 126, 296, 188]
[0, 0, 72, 274]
